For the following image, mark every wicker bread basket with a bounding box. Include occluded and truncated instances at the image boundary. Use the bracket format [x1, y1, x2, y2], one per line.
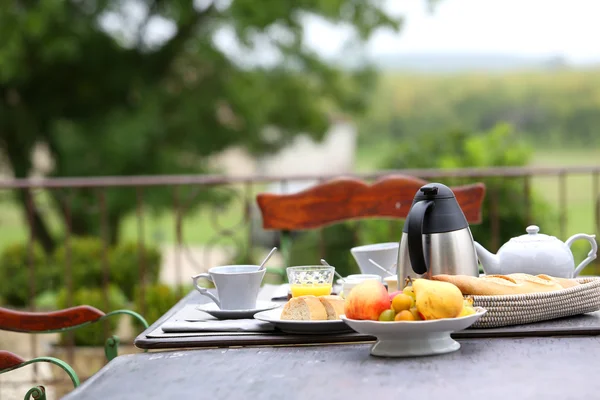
[469, 277, 600, 328]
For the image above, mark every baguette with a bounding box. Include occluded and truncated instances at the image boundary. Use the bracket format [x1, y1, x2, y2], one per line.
[533, 274, 580, 289]
[318, 295, 345, 320]
[431, 274, 564, 295]
[280, 295, 328, 320]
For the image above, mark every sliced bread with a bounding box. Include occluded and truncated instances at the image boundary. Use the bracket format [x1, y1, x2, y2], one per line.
[280, 295, 328, 321]
[318, 295, 345, 320]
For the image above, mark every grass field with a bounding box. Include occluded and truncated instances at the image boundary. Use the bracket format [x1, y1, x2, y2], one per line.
[530, 149, 600, 235]
[0, 147, 598, 256]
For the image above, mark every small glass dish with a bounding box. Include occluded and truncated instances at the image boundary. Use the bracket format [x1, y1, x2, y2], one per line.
[287, 266, 335, 298]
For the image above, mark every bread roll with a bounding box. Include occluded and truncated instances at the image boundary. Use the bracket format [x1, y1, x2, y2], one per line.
[280, 295, 328, 320]
[318, 295, 345, 320]
[431, 274, 564, 295]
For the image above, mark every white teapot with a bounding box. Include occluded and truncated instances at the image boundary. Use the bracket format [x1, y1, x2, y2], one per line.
[474, 225, 598, 278]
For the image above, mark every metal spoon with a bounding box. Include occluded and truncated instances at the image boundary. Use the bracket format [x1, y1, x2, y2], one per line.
[258, 247, 278, 270]
[368, 258, 395, 276]
[320, 259, 345, 282]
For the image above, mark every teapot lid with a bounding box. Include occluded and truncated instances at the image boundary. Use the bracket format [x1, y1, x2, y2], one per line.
[510, 225, 556, 243]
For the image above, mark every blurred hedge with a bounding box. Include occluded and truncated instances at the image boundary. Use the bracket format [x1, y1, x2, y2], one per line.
[56, 285, 128, 347]
[0, 237, 163, 308]
[381, 123, 558, 253]
[0, 236, 170, 346]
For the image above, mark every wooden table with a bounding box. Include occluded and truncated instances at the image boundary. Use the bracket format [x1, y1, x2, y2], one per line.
[65, 336, 600, 400]
[134, 288, 600, 350]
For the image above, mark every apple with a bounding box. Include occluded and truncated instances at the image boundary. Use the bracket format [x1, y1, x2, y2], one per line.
[344, 280, 391, 321]
[388, 290, 403, 302]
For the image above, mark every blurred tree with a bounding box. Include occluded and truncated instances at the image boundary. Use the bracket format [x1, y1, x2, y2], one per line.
[382, 123, 558, 252]
[0, 0, 411, 251]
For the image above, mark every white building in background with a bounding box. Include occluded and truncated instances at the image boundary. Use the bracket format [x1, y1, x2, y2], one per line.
[211, 116, 358, 194]
[257, 116, 357, 194]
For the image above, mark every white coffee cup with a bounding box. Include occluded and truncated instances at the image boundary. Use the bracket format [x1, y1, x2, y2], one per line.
[350, 242, 399, 278]
[191, 265, 266, 310]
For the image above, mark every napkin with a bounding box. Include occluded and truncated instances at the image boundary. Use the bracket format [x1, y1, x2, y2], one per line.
[161, 319, 275, 333]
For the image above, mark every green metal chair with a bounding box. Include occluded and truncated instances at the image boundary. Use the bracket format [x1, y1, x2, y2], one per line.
[0, 305, 148, 400]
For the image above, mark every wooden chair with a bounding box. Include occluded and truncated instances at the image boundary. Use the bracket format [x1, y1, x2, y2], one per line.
[0, 305, 148, 399]
[256, 174, 486, 279]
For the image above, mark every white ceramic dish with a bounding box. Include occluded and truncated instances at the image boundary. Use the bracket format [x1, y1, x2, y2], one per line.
[350, 242, 399, 278]
[195, 301, 280, 320]
[341, 307, 487, 358]
[254, 307, 353, 334]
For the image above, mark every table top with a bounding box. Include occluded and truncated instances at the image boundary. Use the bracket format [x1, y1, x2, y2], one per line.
[66, 336, 600, 400]
[134, 287, 600, 350]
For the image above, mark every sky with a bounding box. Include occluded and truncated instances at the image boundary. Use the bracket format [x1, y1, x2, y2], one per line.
[100, 0, 600, 66]
[303, 0, 600, 65]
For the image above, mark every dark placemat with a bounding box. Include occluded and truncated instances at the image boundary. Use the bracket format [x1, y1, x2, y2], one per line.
[134, 289, 600, 350]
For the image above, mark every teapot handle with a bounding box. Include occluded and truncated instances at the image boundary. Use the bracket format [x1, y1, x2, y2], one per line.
[565, 234, 598, 277]
[407, 200, 434, 275]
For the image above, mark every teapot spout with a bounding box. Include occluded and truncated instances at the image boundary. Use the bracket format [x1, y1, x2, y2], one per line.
[474, 241, 500, 275]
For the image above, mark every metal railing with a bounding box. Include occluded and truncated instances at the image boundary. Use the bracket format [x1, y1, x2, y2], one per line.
[1, 165, 599, 396]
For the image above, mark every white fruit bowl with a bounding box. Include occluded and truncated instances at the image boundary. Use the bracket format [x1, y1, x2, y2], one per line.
[341, 307, 487, 358]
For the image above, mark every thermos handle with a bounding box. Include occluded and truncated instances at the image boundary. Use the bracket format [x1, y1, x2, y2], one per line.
[407, 200, 434, 275]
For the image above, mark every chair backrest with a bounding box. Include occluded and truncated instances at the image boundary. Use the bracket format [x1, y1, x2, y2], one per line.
[255, 174, 486, 281]
[256, 174, 486, 231]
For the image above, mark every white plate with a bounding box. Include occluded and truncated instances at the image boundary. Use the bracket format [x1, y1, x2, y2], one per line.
[195, 301, 280, 320]
[253, 307, 353, 334]
[341, 307, 487, 358]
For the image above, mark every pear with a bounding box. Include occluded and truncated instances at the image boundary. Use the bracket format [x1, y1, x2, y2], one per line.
[457, 305, 476, 317]
[412, 278, 464, 320]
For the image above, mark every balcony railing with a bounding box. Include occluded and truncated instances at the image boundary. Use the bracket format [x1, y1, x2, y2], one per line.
[1, 165, 599, 398]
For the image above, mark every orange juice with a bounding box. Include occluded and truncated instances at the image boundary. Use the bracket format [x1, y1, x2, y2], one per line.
[290, 283, 332, 297]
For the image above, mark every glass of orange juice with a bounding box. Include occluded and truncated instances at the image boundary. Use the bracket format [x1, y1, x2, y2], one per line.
[287, 266, 335, 298]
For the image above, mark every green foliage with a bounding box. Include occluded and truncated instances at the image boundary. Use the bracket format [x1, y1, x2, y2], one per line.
[109, 242, 162, 300]
[0, 242, 59, 306]
[0, 237, 162, 306]
[56, 285, 128, 347]
[0, 1, 403, 249]
[52, 236, 104, 288]
[383, 123, 558, 252]
[34, 290, 60, 310]
[358, 219, 404, 247]
[133, 284, 185, 330]
[361, 70, 600, 149]
[51, 237, 162, 301]
[282, 123, 553, 277]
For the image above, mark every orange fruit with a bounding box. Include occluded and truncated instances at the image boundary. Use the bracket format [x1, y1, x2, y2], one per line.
[394, 310, 416, 321]
[391, 293, 414, 313]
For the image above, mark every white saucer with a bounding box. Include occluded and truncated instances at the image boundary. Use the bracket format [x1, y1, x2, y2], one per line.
[195, 301, 280, 320]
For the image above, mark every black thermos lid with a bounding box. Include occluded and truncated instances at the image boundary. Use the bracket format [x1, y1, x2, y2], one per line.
[402, 183, 468, 234]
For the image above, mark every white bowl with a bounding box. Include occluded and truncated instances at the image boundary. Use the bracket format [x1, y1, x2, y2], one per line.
[383, 276, 399, 293]
[341, 307, 487, 358]
[350, 242, 399, 278]
[346, 274, 382, 282]
[341, 274, 383, 298]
